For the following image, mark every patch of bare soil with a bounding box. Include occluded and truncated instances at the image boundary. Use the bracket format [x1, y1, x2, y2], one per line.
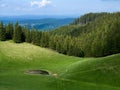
[26, 70, 50, 75]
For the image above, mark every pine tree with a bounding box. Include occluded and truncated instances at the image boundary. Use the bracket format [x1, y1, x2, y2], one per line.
[49, 35, 56, 50]
[41, 32, 49, 47]
[13, 22, 23, 43]
[31, 28, 35, 43]
[25, 29, 31, 43]
[0, 22, 6, 41]
[6, 23, 14, 40]
[33, 30, 42, 46]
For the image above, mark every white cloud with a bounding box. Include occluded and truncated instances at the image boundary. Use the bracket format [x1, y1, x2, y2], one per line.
[0, 3, 7, 7]
[31, 0, 51, 8]
[15, 7, 33, 12]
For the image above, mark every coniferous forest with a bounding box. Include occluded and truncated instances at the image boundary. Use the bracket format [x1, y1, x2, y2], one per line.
[0, 12, 120, 57]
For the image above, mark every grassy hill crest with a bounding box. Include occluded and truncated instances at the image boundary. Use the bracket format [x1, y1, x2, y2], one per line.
[0, 41, 120, 90]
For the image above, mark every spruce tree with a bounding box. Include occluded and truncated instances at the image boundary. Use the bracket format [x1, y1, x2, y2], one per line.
[6, 23, 14, 40]
[13, 22, 23, 43]
[31, 28, 35, 44]
[25, 29, 31, 43]
[0, 22, 6, 41]
[41, 32, 49, 47]
[33, 30, 41, 45]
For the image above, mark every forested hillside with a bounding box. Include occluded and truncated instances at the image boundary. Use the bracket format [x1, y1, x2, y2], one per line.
[71, 12, 108, 25]
[50, 12, 120, 57]
[0, 12, 120, 57]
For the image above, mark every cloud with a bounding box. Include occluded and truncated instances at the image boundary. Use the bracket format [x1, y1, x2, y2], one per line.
[15, 7, 33, 12]
[15, 7, 23, 11]
[31, 0, 51, 8]
[0, 3, 7, 7]
[101, 0, 120, 1]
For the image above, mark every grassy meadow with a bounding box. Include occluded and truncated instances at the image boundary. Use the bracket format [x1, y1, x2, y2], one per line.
[0, 41, 120, 90]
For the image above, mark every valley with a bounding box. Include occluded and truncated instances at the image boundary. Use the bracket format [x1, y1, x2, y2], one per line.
[0, 41, 120, 90]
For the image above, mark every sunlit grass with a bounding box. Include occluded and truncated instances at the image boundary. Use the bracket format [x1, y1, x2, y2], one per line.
[0, 41, 120, 90]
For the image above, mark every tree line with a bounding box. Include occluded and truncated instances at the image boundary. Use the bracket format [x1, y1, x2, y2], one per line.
[0, 12, 120, 57]
[0, 21, 84, 57]
[50, 12, 120, 57]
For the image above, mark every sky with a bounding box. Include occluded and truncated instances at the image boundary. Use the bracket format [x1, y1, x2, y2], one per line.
[0, 0, 120, 16]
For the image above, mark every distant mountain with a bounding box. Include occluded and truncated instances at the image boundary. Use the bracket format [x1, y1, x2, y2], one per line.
[19, 18, 75, 30]
[0, 15, 75, 30]
[0, 15, 77, 19]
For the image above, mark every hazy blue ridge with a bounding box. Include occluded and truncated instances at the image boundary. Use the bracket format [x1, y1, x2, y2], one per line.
[0, 16, 75, 31]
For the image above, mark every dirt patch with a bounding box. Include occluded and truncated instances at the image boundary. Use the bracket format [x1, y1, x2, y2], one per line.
[26, 70, 50, 75]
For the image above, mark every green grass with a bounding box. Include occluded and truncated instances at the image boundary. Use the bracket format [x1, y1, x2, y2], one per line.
[0, 41, 120, 90]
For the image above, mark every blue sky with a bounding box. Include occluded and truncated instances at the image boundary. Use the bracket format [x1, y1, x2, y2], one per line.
[0, 0, 120, 16]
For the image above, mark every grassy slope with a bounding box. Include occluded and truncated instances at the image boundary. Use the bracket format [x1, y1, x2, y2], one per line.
[0, 41, 120, 90]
